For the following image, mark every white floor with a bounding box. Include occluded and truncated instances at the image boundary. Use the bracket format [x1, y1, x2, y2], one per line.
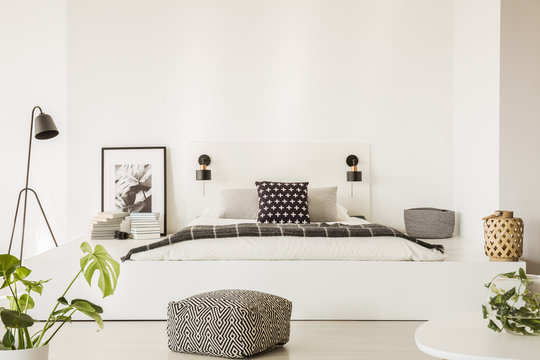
[49, 321, 433, 360]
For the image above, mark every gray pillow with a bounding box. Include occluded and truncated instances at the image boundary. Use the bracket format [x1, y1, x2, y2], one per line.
[219, 189, 259, 219]
[308, 187, 338, 222]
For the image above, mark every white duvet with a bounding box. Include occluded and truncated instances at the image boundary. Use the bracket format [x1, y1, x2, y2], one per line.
[129, 217, 446, 261]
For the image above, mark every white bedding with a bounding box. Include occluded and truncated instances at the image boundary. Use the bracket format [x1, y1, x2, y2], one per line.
[129, 217, 447, 261]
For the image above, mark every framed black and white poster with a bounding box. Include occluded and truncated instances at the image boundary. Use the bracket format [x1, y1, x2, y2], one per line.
[101, 146, 166, 234]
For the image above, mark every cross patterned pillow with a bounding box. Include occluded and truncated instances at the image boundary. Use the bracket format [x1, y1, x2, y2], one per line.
[255, 181, 310, 224]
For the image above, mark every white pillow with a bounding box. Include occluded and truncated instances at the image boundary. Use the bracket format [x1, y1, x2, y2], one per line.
[201, 201, 222, 218]
[219, 189, 259, 219]
[336, 203, 351, 221]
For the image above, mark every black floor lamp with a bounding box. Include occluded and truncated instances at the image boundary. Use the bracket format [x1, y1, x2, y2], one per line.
[8, 106, 60, 261]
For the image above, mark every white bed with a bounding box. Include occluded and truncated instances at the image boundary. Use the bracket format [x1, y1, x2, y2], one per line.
[24, 215, 522, 322]
[129, 216, 446, 262]
[21, 143, 526, 320]
[25, 234, 523, 321]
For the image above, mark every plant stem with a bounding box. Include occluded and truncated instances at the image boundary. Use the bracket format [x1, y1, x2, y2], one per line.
[6, 280, 22, 313]
[17, 329, 22, 349]
[6, 277, 33, 349]
[24, 328, 32, 348]
[43, 309, 77, 345]
[35, 269, 82, 347]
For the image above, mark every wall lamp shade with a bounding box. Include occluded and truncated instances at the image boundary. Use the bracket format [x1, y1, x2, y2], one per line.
[346, 154, 362, 197]
[34, 113, 59, 140]
[196, 154, 211, 197]
[195, 154, 212, 181]
[347, 170, 362, 182]
[346, 155, 362, 182]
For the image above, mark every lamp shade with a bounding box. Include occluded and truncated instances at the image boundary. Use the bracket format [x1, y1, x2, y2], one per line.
[196, 154, 212, 181]
[34, 113, 59, 140]
[347, 170, 362, 182]
[196, 169, 212, 181]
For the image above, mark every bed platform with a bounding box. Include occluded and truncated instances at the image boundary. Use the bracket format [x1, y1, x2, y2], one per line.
[25, 237, 524, 321]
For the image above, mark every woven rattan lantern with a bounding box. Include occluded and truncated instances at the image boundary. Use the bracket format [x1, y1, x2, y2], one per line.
[483, 210, 524, 262]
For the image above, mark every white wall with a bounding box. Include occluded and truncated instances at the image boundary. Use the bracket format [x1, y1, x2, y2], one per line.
[500, 0, 540, 274]
[1, 1, 510, 261]
[66, 0, 454, 236]
[0, 0, 67, 258]
[452, 0, 501, 241]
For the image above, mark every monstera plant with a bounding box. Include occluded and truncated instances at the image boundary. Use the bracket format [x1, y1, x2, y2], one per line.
[0, 242, 119, 357]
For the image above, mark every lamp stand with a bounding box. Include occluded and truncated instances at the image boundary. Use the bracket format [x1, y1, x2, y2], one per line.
[7, 106, 58, 261]
[8, 188, 58, 260]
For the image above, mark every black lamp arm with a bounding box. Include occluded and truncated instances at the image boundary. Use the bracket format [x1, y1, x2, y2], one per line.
[26, 106, 43, 192]
[33, 105, 43, 115]
[18, 106, 42, 260]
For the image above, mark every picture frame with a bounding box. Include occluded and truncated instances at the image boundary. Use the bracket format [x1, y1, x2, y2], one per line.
[101, 146, 167, 234]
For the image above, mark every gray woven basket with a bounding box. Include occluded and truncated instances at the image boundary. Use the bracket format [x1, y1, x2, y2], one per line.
[404, 208, 455, 239]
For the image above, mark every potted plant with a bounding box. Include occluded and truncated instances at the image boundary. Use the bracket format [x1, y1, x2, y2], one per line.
[0, 242, 120, 358]
[483, 267, 540, 335]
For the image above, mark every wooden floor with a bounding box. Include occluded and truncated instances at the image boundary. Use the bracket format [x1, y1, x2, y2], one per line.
[49, 321, 434, 360]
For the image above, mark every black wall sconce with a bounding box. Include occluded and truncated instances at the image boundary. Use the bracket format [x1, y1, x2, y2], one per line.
[346, 155, 362, 197]
[196, 154, 211, 196]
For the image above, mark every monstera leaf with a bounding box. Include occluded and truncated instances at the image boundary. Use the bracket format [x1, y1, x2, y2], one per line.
[80, 242, 120, 298]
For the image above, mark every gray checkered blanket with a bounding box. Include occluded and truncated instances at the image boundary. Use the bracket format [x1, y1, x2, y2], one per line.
[121, 222, 444, 261]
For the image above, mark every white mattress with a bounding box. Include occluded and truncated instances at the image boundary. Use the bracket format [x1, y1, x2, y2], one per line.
[130, 217, 447, 261]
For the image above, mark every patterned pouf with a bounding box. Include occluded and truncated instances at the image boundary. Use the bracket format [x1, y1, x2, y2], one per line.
[167, 289, 292, 358]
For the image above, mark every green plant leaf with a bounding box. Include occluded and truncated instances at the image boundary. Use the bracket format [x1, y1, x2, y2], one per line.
[6, 296, 17, 311]
[519, 268, 529, 286]
[482, 305, 488, 319]
[2, 330, 14, 348]
[0, 309, 34, 328]
[69, 299, 104, 330]
[52, 307, 71, 317]
[488, 320, 502, 332]
[57, 297, 69, 305]
[80, 242, 120, 298]
[80, 241, 92, 254]
[6, 294, 34, 313]
[519, 267, 527, 279]
[19, 278, 50, 295]
[82, 311, 104, 330]
[19, 294, 34, 311]
[71, 298, 103, 314]
[14, 266, 31, 280]
[70, 300, 96, 314]
[501, 288, 516, 302]
[0, 280, 10, 290]
[0, 255, 20, 277]
[499, 271, 517, 278]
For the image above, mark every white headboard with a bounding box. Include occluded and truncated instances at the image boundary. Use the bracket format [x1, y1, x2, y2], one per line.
[178, 142, 370, 227]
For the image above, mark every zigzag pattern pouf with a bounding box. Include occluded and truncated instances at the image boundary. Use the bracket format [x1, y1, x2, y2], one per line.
[167, 289, 292, 358]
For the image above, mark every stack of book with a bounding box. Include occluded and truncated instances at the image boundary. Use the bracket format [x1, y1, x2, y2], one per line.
[89, 212, 128, 240]
[129, 212, 161, 240]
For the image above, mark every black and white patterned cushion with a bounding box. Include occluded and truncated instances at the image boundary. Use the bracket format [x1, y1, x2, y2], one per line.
[256, 181, 310, 224]
[167, 289, 292, 359]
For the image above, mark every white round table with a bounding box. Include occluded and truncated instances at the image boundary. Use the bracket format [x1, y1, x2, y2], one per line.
[415, 313, 540, 360]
